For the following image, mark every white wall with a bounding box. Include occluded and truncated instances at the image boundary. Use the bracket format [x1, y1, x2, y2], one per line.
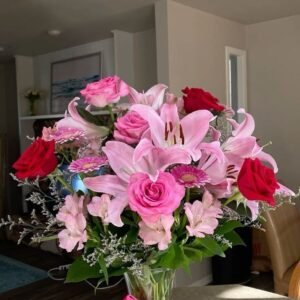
[246, 15, 300, 191]
[155, 0, 246, 285]
[133, 29, 157, 91]
[166, 0, 245, 99]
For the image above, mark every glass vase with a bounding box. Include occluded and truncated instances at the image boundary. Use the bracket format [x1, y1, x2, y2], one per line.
[124, 266, 175, 300]
[29, 100, 36, 116]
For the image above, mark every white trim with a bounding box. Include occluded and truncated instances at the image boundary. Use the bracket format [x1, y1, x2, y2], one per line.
[225, 46, 247, 112]
[189, 274, 213, 287]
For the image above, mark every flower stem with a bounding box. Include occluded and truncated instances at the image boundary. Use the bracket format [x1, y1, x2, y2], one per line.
[56, 175, 73, 192]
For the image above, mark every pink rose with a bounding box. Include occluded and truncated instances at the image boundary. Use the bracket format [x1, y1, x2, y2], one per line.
[123, 295, 138, 300]
[128, 172, 185, 222]
[114, 111, 149, 144]
[139, 215, 174, 250]
[80, 76, 129, 107]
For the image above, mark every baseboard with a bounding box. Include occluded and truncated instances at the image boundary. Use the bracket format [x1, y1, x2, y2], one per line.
[189, 274, 213, 287]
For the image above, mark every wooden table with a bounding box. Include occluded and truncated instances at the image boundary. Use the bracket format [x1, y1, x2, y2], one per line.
[1, 282, 289, 300]
[0, 241, 288, 300]
[173, 285, 288, 299]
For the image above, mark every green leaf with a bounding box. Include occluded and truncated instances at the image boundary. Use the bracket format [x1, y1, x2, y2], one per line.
[157, 244, 189, 270]
[125, 227, 138, 244]
[98, 255, 109, 285]
[66, 256, 100, 283]
[192, 236, 225, 257]
[215, 220, 243, 235]
[224, 230, 246, 246]
[76, 106, 103, 126]
[183, 246, 203, 262]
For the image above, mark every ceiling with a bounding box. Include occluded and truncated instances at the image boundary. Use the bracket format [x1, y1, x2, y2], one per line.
[175, 0, 300, 25]
[0, 0, 300, 60]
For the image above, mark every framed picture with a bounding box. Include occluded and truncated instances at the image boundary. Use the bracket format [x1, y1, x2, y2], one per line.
[50, 53, 102, 114]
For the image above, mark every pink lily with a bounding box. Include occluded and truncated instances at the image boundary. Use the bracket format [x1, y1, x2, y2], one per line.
[56, 98, 109, 139]
[128, 83, 167, 111]
[83, 139, 190, 226]
[197, 142, 233, 198]
[223, 109, 278, 172]
[131, 102, 213, 161]
[103, 139, 191, 182]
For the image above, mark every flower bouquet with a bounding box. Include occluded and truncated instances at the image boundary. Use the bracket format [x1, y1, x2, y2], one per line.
[2, 76, 296, 300]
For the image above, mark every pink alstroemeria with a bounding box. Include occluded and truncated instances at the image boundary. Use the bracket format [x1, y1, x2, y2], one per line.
[138, 215, 174, 250]
[58, 215, 87, 252]
[56, 98, 109, 139]
[56, 194, 87, 252]
[184, 190, 222, 238]
[128, 83, 167, 111]
[84, 175, 128, 227]
[131, 102, 213, 161]
[56, 194, 86, 225]
[223, 109, 278, 172]
[87, 194, 111, 225]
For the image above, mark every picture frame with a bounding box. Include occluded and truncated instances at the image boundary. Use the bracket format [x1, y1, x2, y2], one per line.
[50, 52, 102, 114]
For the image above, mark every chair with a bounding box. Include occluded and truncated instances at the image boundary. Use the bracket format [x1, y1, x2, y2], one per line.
[289, 261, 300, 299]
[262, 203, 300, 295]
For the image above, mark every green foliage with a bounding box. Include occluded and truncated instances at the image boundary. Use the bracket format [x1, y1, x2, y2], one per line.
[215, 220, 243, 235]
[76, 106, 103, 126]
[98, 255, 109, 285]
[224, 230, 245, 246]
[191, 236, 225, 257]
[66, 256, 101, 283]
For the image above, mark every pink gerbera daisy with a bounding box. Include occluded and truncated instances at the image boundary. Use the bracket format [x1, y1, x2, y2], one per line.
[171, 165, 210, 188]
[51, 127, 85, 144]
[69, 156, 108, 173]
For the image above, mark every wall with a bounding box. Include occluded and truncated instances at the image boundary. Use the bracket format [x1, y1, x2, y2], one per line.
[155, 0, 246, 285]
[167, 0, 245, 99]
[246, 15, 300, 192]
[133, 29, 157, 90]
[33, 38, 115, 115]
[0, 61, 21, 215]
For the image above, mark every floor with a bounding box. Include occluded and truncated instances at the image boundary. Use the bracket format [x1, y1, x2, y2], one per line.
[0, 240, 275, 299]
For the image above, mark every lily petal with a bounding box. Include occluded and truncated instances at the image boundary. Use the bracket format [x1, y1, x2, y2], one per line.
[255, 150, 278, 173]
[103, 141, 135, 182]
[108, 196, 128, 227]
[133, 139, 191, 181]
[276, 183, 295, 197]
[180, 109, 213, 160]
[230, 109, 255, 138]
[83, 175, 127, 196]
[129, 84, 167, 111]
[130, 104, 165, 146]
[160, 103, 180, 124]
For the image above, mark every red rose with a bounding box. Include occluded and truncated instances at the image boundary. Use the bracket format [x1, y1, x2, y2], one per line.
[237, 158, 279, 206]
[182, 87, 225, 114]
[13, 138, 58, 180]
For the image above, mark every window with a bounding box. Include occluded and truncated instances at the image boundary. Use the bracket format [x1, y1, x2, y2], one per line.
[225, 47, 247, 121]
